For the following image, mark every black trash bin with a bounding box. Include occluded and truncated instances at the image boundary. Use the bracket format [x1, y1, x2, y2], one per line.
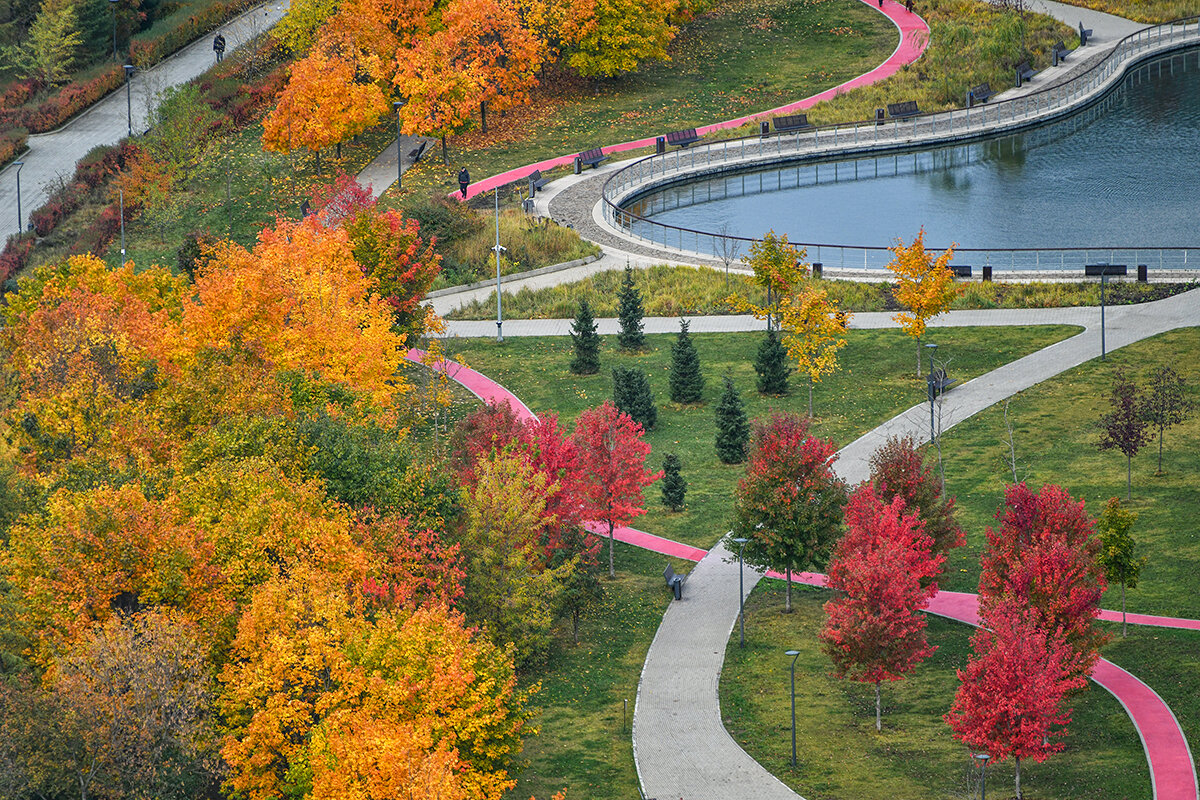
[655, 136, 666, 155]
[982, 265, 993, 282]
[1137, 264, 1148, 282]
[574, 156, 582, 174]
[812, 262, 823, 279]
[760, 121, 770, 137]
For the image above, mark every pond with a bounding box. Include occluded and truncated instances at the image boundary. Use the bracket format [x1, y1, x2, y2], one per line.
[626, 49, 1200, 251]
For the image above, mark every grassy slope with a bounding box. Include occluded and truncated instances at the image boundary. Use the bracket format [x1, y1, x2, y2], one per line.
[449, 325, 1079, 550]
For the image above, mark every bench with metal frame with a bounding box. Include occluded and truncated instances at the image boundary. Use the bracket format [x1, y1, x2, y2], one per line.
[578, 147, 609, 169]
[527, 168, 551, 195]
[1016, 61, 1035, 86]
[666, 128, 701, 148]
[887, 100, 920, 119]
[663, 564, 686, 600]
[772, 114, 812, 133]
[967, 82, 992, 107]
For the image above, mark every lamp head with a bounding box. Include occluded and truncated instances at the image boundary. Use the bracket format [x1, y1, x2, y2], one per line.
[393, 100, 406, 110]
[784, 650, 800, 657]
[124, 64, 135, 76]
[13, 160, 22, 168]
[973, 753, 990, 764]
[925, 342, 938, 350]
[732, 537, 748, 544]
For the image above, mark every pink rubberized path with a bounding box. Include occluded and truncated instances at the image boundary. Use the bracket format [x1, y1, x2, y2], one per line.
[457, 0, 930, 201]
[404, 351, 1199, 799]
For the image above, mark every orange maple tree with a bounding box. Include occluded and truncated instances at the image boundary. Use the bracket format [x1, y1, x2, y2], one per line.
[262, 47, 388, 163]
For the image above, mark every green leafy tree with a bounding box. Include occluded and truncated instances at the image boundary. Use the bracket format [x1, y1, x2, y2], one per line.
[714, 376, 750, 464]
[616, 265, 645, 350]
[668, 318, 704, 403]
[754, 327, 790, 395]
[612, 366, 656, 431]
[660, 452, 686, 511]
[570, 299, 601, 375]
[1097, 367, 1150, 501]
[145, 84, 220, 176]
[552, 527, 605, 645]
[1143, 365, 1192, 475]
[1096, 497, 1146, 638]
[5, 0, 83, 86]
[271, 0, 340, 54]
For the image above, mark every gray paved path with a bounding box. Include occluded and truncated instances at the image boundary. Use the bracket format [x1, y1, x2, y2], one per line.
[634, 287, 1198, 800]
[1, 1, 290, 238]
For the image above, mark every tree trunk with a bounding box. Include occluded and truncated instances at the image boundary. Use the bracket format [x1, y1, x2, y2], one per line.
[573, 608, 580, 644]
[874, 681, 881, 731]
[1158, 425, 1165, 473]
[916, 336, 922, 377]
[336, 141, 341, 159]
[441, 135, 448, 166]
[1127, 454, 1132, 502]
[1015, 756, 1022, 799]
[608, 521, 615, 578]
[785, 567, 792, 612]
[481, 100, 488, 134]
[315, 148, 321, 172]
[1122, 581, 1127, 638]
[808, 377, 814, 419]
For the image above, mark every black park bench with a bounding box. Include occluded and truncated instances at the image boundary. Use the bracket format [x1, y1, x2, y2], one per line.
[967, 82, 992, 107]
[1052, 40, 1071, 66]
[1079, 21, 1093, 46]
[927, 368, 956, 401]
[407, 140, 427, 163]
[666, 128, 701, 148]
[772, 113, 812, 133]
[664, 564, 686, 600]
[887, 100, 920, 119]
[578, 147, 609, 169]
[950, 264, 972, 278]
[1016, 61, 1035, 86]
[527, 169, 551, 195]
[1085, 264, 1127, 277]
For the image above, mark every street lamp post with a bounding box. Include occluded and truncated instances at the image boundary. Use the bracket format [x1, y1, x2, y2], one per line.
[973, 752, 990, 800]
[492, 188, 505, 342]
[785, 649, 800, 767]
[925, 342, 938, 442]
[1100, 270, 1109, 361]
[392, 100, 406, 192]
[109, 0, 119, 59]
[733, 536, 748, 647]
[124, 65, 135, 137]
[13, 160, 23, 235]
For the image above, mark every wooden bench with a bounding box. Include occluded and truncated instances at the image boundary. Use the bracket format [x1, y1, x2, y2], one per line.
[772, 113, 812, 133]
[1015, 61, 1035, 86]
[527, 168, 551, 195]
[967, 82, 992, 107]
[1079, 21, 1093, 46]
[887, 100, 920, 119]
[1085, 264, 1127, 277]
[577, 147, 609, 169]
[950, 264, 972, 278]
[666, 128, 701, 148]
[664, 564, 686, 600]
[927, 368, 956, 401]
[406, 140, 427, 163]
[1052, 40, 1070, 65]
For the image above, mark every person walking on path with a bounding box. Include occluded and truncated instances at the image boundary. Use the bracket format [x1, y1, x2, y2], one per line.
[213, 32, 226, 62]
[458, 167, 470, 198]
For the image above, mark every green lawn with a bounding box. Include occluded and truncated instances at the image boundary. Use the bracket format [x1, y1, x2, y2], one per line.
[448, 325, 1079, 550]
[721, 581, 1150, 800]
[511, 543, 693, 800]
[720, 326, 1200, 799]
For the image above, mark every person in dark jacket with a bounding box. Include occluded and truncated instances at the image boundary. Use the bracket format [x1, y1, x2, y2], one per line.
[213, 32, 226, 63]
[458, 167, 470, 198]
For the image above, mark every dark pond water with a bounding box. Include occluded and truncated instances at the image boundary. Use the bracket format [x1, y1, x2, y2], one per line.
[628, 49, 1200, 250]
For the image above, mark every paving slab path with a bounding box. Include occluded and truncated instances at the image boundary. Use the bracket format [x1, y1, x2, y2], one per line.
[0, 0, 291, 239]
[409, 286, 1200, 800]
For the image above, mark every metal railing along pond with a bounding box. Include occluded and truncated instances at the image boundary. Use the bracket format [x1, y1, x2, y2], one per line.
[599, 17, 1200, 277]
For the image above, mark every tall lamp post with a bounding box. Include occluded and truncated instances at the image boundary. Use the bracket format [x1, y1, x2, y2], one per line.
[1100, 269, 1110, 361]
[925, 342, 938, 442]
[392, 100, 406, 192]
[13, 160, 23, 235]
[124, 65, 135, 137]
[492, 186, 505, 342]
[733, 536, 748, 647]
[973, 752, 990, 800]
[109, 0, 119, 59]
[785, 649, 800, 767]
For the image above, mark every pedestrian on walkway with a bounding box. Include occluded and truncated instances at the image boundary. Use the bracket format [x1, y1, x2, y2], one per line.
[878, 0, 883, 8]
[458, 167, 470, 199]
[213, 32, 226, 63]
[905, 0, 912, 11]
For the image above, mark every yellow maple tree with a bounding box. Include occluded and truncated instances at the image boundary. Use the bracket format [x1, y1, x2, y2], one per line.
[886, 228, 961, 376]
[725, 229, 809, 330]
[778, 284, 849, 418]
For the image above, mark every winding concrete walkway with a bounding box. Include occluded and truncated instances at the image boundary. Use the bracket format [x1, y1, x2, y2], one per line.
[0, 1, 291, 238]
[408, 286, 1200, 800]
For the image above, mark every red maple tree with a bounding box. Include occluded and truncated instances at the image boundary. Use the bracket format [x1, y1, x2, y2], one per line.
[820, 486, 943, 730]
[979, 483, 1108, 681]
[945, 599, 1088, 799]
[572, 401, 660, 578]
[732, 412, 845, 611]
[868, 434, 965, 564]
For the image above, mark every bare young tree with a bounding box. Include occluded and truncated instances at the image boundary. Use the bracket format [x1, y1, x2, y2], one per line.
[713, 222, 742, 288]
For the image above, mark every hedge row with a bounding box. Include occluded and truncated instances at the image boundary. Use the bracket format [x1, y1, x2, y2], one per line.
[0, 129, 28, 167]
[0, 0, 258, 133]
